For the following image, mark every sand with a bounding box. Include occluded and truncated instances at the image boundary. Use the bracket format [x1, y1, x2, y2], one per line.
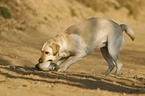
[0, 0, 145, 96]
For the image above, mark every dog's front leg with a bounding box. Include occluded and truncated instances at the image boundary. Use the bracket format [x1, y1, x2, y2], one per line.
[56, 56, 70, 66]
[58, 53, 86, 72]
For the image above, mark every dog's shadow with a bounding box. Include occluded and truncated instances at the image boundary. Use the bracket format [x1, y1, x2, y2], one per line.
[0, 63, 144, 94]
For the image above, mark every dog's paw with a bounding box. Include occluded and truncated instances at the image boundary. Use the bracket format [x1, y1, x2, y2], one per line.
[100, 72, 109, 76]
[58, 68, 66, 72]
[112, 73, 119, 76]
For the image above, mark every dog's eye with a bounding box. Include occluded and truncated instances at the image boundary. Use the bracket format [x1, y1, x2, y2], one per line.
[45, 52, 49, 54]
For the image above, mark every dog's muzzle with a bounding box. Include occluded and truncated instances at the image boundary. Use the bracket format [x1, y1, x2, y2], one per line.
[35, 62, 58, 71]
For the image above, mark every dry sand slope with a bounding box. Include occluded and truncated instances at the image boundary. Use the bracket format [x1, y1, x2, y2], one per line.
[0, 0, 145, 96]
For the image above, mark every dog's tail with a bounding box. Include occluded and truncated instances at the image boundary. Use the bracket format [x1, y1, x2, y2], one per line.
[120, 24, 135, 41]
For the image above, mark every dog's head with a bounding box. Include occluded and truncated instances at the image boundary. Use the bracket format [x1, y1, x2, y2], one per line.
[38, 42, 60, 63]
[35, 42, 60, 70]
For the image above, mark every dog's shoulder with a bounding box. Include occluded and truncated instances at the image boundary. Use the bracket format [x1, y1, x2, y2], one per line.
[65, 24, 80, 35]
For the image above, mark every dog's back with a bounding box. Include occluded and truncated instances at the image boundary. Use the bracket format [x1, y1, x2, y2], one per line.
[64, 17, 122, 52]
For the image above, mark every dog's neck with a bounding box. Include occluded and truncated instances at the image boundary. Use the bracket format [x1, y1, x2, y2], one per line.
[50, 33, 70, 55]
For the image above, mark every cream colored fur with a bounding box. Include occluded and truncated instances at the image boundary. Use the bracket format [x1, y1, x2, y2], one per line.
[37, 17, 135, 75]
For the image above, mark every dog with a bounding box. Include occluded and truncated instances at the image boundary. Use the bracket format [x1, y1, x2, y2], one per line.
[35, 17, 135, 75]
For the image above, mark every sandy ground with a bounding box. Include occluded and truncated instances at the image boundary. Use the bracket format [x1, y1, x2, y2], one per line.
[0, 0, 145, 96]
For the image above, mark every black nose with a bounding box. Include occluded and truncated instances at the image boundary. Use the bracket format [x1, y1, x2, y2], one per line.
[35, 64, 40, 70]
[38, 58, 43, 63]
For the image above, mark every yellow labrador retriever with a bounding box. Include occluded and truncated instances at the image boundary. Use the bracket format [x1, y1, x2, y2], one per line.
[36, 17, 135, 75]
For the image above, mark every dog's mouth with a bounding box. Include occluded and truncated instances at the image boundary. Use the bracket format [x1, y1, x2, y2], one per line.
[35, 62, 59, 71]
[48, 63, 59, 71]
[48, 60, 53, 62]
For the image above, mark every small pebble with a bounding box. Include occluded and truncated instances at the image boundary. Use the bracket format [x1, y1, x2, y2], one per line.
[47, 84, 53, 88]
[113, 81, 117, 84]
[29, 74, 34, 77]
[22, 84, 28, 87]
[133, 75, 137, 79]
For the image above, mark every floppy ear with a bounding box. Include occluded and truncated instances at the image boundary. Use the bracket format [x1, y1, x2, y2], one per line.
[50, 43, 60, 56]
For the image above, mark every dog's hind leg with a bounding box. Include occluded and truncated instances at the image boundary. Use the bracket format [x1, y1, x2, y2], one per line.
[100, 47, 115, 75]
[113, 59, 122, 76]
[108, 36, 123, 76]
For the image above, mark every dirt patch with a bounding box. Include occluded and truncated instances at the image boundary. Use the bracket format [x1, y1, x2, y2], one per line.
[0, 0, 145, 96]
[0, 64, 145, 96]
